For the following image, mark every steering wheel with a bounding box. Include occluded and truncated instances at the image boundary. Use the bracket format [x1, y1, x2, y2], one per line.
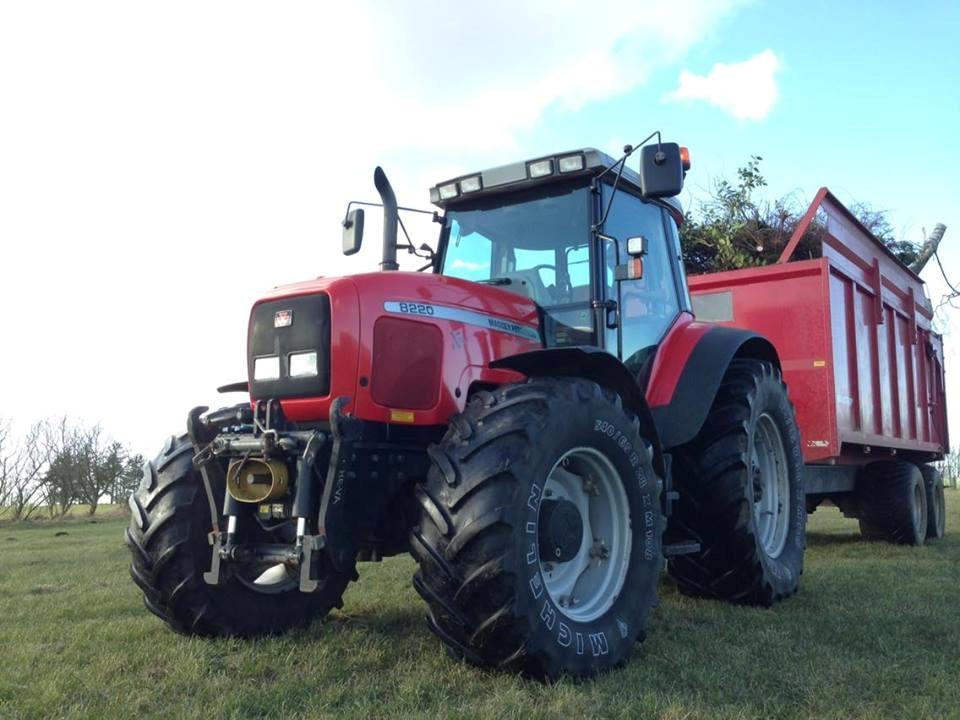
[528, 264, 560, 301]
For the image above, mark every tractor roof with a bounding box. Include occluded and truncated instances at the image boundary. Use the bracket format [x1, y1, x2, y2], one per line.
[429, 147, 683, 220]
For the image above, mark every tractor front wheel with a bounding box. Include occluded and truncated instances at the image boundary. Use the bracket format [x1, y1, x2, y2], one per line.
[125, 436, 349, 636]
[411, 378, 662, 679]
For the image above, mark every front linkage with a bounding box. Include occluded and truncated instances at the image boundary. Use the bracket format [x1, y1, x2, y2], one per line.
[187, 398, 429, 593]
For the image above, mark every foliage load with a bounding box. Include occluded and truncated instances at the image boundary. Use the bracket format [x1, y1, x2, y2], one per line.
[678, 156, 921, 275]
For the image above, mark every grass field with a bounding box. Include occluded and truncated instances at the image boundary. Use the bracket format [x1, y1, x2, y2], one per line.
[1, 496, 958, 719]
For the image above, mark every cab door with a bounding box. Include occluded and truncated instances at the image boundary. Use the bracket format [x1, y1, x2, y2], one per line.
[599, 187, 686, 375]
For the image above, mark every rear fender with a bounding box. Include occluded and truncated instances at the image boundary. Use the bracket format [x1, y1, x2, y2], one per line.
[647, 322, 780, 449]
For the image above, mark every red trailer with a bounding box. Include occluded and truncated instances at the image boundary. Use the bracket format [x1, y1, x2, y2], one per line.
[689, 188, 949, 538]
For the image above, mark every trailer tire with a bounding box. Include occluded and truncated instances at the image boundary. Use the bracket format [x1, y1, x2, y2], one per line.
[125, 435, 349, 636]
[667, 359, 805, 606]
[919, 464, 946, 540]
[857, 461, 927, 545]
[411, 378, 662, 679]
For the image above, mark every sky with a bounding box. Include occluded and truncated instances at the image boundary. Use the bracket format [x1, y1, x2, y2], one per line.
[1, 0, 958, 455]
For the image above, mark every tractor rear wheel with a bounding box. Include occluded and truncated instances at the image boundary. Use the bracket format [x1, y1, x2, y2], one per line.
[857, 461, 927, 545]
[920, 464, 947, 540]
[125, 435, 349, 636]
[668, 359, 805, 606]
[411, 378, 662, 679]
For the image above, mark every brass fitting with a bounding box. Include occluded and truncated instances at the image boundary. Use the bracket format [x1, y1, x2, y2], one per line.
[226, 457, 289, 503]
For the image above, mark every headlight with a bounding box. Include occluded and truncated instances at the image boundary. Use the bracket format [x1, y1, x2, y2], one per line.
[527, 159, 553, 178]
[288, 351, 318, 378]
[459, 175, 482, 193]
[558, 154, 584, 173]
[438, 182, 459, 200]
[253, 356, 280, 381]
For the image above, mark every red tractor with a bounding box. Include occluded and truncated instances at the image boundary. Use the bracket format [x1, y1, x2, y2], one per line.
[126, 136, 946, 678]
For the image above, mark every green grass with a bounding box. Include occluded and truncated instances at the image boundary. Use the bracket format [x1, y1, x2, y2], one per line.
[1, 497, 958, 720]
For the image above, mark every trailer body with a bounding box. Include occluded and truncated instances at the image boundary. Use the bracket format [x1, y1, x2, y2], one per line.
[689, 188, 948, 494]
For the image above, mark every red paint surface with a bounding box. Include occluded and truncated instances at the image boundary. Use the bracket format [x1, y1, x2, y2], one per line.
[689, 248, 948, 463]
[250, 272, 537, 425]
[644, 313, 708, 407]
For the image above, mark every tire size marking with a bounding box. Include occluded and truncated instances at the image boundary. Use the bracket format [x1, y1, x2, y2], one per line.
[594, 420, 643, 478]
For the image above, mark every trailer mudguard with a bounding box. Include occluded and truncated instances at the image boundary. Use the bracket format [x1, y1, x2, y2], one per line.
[647, 322, 780, 449]
[489, 346, 665, 477]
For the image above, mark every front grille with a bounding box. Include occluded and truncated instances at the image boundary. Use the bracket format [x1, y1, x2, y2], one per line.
[248, 294, 331, 400]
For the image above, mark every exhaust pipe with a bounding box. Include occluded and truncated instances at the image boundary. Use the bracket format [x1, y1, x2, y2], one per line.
[374, 166, 399, 271]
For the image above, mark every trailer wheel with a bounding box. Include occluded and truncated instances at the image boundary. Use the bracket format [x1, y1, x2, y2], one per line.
[668, 359, 805, 606]
[125, 436, 349, 636]
[411, 378, 662, 679]
[857, 461, 927, 545]
[918, 464, 946, 540]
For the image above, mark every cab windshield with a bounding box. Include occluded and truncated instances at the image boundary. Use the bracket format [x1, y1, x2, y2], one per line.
[441, 185, 595, 346]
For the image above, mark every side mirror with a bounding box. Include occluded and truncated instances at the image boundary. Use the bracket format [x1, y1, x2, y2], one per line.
[639, 142, 684, 198]
[626, 235, 647, 257]
[342, 208, 364, 256]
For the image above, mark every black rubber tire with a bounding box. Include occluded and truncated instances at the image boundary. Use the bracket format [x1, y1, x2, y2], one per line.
[667, 359, 805, 606]
[857, 461, 927, 546]
[919, 464, 945, 541]
[125, 435, 350, 636]
[411, 378, 662, 679]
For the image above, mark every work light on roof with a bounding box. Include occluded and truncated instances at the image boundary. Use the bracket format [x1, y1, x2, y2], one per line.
[527, 159, 554, 178]
[459, 175, 482, 193]
[438, 182, 459, 200]
[558, 154, 584, 173]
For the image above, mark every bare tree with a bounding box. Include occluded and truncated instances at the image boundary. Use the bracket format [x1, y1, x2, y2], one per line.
[1, 421, 48, 520]
[39, 418, 81, 517]
[0, 419, 11, 511]
[110, 451, 145, 505]
[74, 429, 125, 515]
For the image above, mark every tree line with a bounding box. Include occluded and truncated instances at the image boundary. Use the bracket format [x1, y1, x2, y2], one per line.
[0, 418, 144, 520]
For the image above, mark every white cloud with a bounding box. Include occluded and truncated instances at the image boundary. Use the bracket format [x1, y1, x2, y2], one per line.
[664, 49, 781, 120]
[0, 1, 744, 452]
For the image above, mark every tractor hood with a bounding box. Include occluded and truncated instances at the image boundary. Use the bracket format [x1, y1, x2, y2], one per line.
[247, 272, 541, 425]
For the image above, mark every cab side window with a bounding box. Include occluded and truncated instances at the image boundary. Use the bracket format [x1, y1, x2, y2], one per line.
[601, 189, 681, 372]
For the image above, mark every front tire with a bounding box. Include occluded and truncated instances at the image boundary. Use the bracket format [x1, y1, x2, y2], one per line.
[125, 436, 349, 636]
[411, 379, 662, 679]
[668, 359, 805, 606]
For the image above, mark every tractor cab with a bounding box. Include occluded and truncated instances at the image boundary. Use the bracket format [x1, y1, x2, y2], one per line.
[430, 145, 691, 376]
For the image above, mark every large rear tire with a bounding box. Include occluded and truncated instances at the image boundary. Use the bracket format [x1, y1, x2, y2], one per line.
[857, 461, 927, 546]
[411, 379, 662, 679]
[125, 436, 350, 636]
[920, 464, 947, 540]
[668, 359, 805, 606]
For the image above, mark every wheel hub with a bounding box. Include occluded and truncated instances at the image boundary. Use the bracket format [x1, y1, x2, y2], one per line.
[538, 447, 633, 623]
[538, 498, 583, 562]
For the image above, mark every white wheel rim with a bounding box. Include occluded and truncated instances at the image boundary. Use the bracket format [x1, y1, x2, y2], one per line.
[750, 413, 791, 559]
[539, 447, 632, 623]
